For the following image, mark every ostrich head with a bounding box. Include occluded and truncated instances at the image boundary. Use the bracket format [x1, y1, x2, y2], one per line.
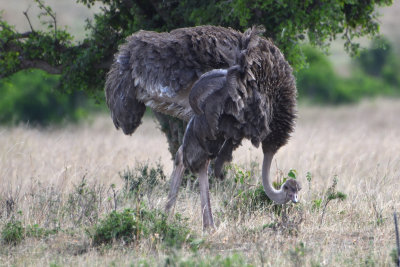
[281, 179, 301, 204]
[262, 152, 302, 204]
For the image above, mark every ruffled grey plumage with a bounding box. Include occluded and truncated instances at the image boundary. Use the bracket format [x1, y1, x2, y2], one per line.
[105, 25, 296, 174]
[106, 26, 299, 229]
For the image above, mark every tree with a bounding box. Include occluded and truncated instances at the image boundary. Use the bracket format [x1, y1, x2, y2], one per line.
[0, 0, 393, 157]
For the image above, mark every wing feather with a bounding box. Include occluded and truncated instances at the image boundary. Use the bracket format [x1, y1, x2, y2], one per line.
[189, 69, 227, 114]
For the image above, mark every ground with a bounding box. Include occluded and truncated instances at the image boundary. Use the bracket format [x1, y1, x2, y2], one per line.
[0, 99, 399, 266]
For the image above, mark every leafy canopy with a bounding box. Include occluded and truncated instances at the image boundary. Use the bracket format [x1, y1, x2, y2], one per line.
[0, 0, 393, 97]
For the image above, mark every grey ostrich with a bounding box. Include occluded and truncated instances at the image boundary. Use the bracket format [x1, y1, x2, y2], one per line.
[105, 26, 301, 229]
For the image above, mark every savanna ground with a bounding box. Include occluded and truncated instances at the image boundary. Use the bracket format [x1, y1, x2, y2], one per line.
[0, 98, 399, 266]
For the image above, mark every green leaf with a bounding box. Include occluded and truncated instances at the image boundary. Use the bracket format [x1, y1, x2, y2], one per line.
[288, 169, 297, 179]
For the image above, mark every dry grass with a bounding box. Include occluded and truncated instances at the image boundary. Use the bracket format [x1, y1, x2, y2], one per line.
[0, 98, 399, 266]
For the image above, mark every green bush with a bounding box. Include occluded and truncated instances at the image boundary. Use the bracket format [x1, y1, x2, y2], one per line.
[297, 46, 399, 104]
[0, 69, 101, 125]
[1, 220, 24, 245]
[164, 253, 253, 267]
[91, 209, 139, 246]
[140, 209, 194, 249]
[120, 163, 166, 197]
[1, 220, 59, 245]
[65, 178, 101, 226]
[89, 207, 196, 248]
[297, 47, 341, 103]
[357, 38, 400, 89]
[357, 38, 393, 77]
[25, 224, 58, 238]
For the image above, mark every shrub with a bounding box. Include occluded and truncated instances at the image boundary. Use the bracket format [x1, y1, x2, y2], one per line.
[357, 38, 393, 77]
[89, 206, 196, 249]
[317, 176, 347, 225]
[140, 209, 194, 249]
[1, 220, 24, 245]
[1, 218, 59, 245]
[297, 47, 342, 103]
[25, 224, 58, 238]
[297, 45, 399, 104]
[120, 162, 166, 197]
[90, 209, 139, 246]
[164, 253, 253, 267]
[65, 178, 102, 225]
[357, 38, 400, 90]
[0, 69, 101, 125]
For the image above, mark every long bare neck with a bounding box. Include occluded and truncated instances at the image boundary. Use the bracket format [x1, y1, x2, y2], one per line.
[262, 152, 288, 204]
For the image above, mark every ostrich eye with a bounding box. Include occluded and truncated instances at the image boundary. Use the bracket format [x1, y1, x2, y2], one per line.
[283, 185, 288, 190]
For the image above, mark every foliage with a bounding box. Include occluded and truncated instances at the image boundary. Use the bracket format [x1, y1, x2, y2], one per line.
[140, 209, 195, 249]
[163, 253, 253, 267]
[297, 46, 342, 103]
[65, 177, 103, 226]
[0, 69, 99, 125]
[1, 220, 24, 245]
[1, 0, 392, 87]
[356, 37, 400, 88]
[297, 46, 399, 104]
[312, 176, 347, 212]
[358, 38, 392, 76]
[313, 176, 347, 225]
[1, 219, 59, 245]
[90, 209, 139, 246]
[120, 162, 166, 197]
[0, 0, 393, 155]
[25, 224, 58, 238]
[89, 206, 196, 248]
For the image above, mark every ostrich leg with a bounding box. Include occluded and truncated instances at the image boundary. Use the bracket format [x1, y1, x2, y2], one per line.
[198, 159, 215, 229]
[165, 146, 185, 212]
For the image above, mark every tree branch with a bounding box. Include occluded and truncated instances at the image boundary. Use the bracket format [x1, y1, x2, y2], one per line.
[16, 31, 35, 39]
[36, 0, 58, 41]
[23, 9, 35, 33]
[19, 59, 63, 74]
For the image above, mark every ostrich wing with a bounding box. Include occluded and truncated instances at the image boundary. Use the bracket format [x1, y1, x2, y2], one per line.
[189, 69, 227, 115]
[189, 66, 247, 139]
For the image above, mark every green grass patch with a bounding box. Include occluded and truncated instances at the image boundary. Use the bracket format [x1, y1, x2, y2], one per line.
[88, 206, 199, 249]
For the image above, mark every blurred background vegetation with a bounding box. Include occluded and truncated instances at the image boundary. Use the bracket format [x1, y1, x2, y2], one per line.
[0, 0, 399, 126]
[298, 38, 400, 104]
[0, 70, 103, 125]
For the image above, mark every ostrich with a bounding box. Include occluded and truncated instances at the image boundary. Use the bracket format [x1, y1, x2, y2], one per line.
[105, 26, 301, 229]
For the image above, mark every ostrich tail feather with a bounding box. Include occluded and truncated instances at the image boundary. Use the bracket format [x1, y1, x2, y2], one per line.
[105, 48, 146, 135]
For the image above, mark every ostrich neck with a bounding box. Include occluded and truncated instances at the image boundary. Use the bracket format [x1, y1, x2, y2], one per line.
[262, 152, 288, 204]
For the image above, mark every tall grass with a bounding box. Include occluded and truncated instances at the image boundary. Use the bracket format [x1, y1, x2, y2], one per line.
[0, 99, 399, 266]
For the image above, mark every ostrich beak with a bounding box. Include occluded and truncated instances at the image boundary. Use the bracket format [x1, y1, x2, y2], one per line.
[291, 194, 299, 203]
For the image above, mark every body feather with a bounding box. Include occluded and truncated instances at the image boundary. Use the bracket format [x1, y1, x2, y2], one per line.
[105, 25, 297, 173]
